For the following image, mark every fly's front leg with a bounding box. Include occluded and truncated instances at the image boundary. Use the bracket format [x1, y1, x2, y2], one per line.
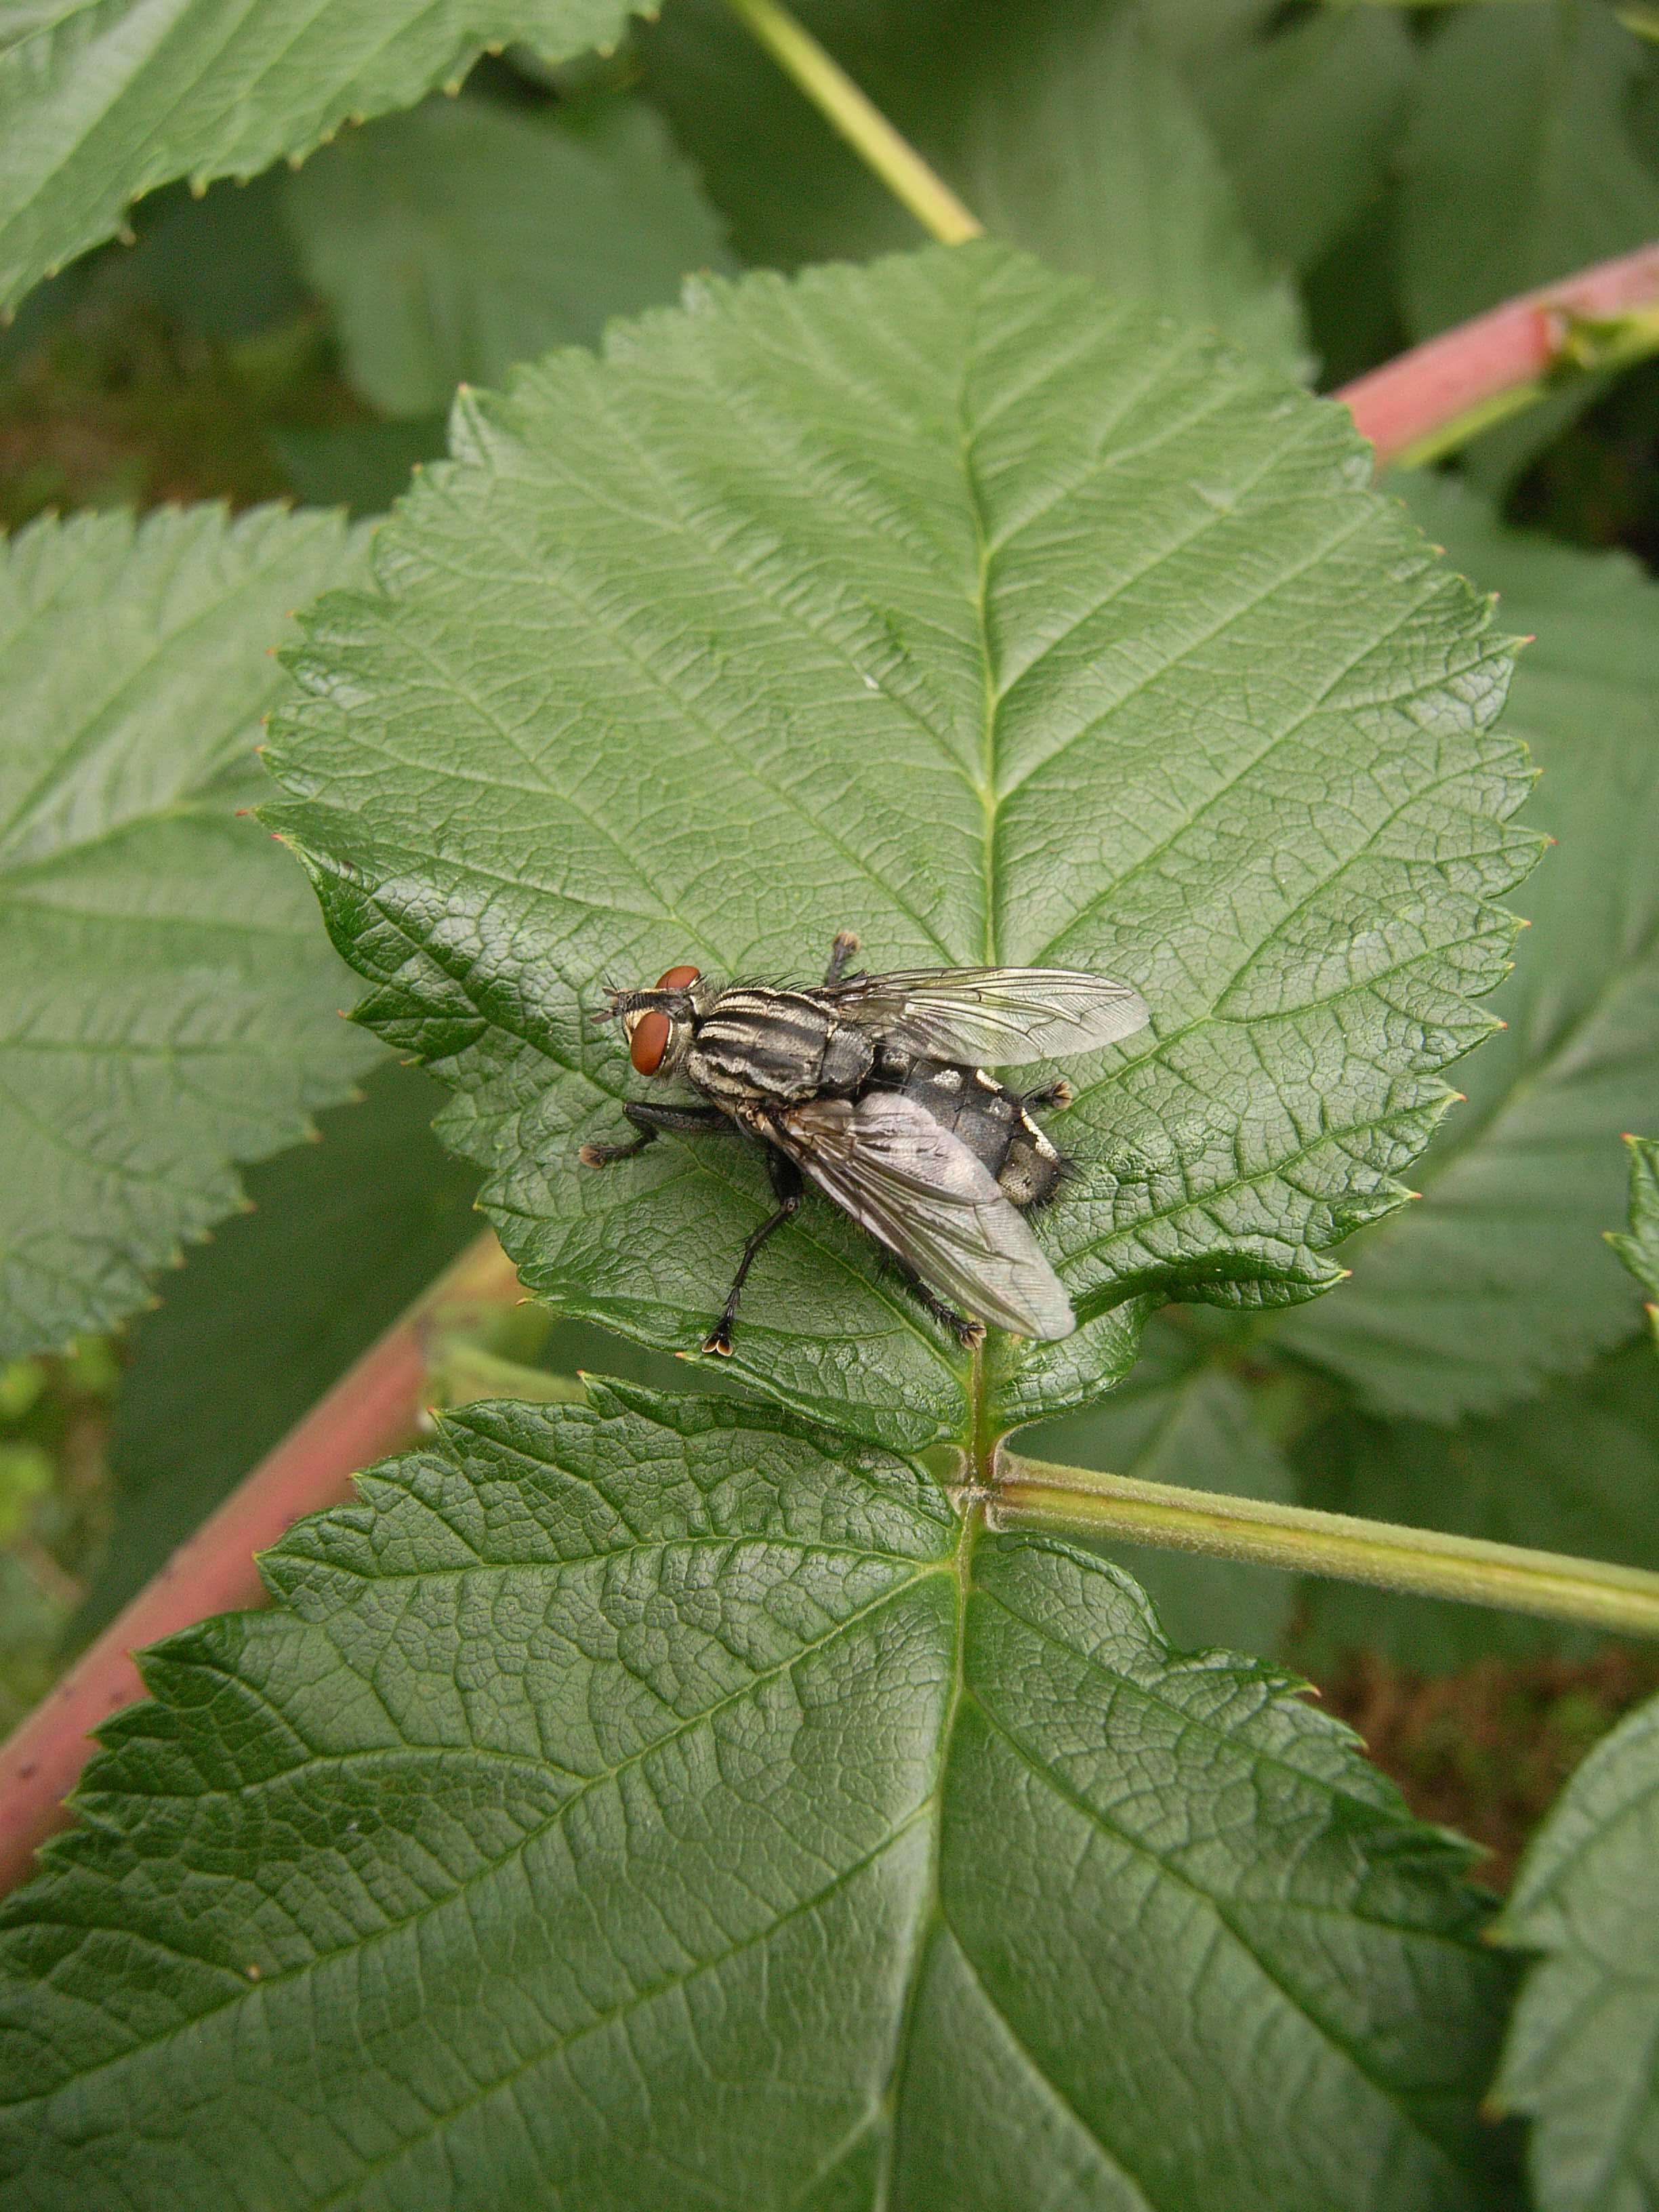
[823, 930, 861, 986]
[703, 1149, 803, 1357]
[578, 1101, 734, 1168]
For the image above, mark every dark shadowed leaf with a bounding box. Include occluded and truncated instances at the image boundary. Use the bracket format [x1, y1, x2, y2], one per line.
[1015, 1310, 1298, 1653]
[0, 1387, 1515, 2209]
[1172, 0, 1416, 278]
[0, 504, 380, 1359]
[1295, 1339, 1659, 1674]
[263, 244, 1537, 1451]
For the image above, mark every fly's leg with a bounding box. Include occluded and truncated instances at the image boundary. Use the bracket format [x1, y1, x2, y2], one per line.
[823, 930, 861, 986]
[1021, 1078, 1073, 1113]
[578, 1101, 734, 1167]
[703, 1151, 803, 1357]
[890, 1258, 986, 1351]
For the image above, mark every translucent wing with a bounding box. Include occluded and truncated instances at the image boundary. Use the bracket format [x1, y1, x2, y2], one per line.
[770, 1092, 1075, 1341]
[821, 966, 1148, 1067]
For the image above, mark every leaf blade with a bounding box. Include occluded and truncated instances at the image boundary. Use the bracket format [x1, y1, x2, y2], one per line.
[1274, 477, 1659, 1418]
[1494, 1686, 1659, 2210]
[0, 0, 636, 314]
[0, 503, 380, 1358]
[265, 243, 1538, 1443]
[0, 1389, 1515, 2208]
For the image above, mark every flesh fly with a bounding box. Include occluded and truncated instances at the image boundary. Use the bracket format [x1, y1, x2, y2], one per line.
[581, 932, 1149, 1355]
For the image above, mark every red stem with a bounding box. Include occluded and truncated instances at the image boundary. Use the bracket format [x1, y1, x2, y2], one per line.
[0, 1232, 519, 1896]
[1336, 241, 1659, 462]
[6, 241, 1659, 1902]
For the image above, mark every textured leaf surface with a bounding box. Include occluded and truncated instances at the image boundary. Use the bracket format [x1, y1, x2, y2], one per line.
[71, 1061, 480, 1643]
[642, 0, 1304, 370]
[265, 243, 1536, 1452]
[0, 504, 379, 1359]
[1295, 1340, 1659, 1673]
[1399, 0, 1659, 337]
[1495, 1687, 1659, 2211]
[285, 92, 729, 417]
[0, 0, 634, 314]
[1017, 1311, 1298, 1653]
[1608, 1134, 1659, 1342]
[1277, 478, 1659, 1417]
[0, 1388, 1515, 2209]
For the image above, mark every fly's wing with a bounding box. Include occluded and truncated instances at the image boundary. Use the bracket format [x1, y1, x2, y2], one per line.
[819, 966, 1148, 1068]
[771, 1092, 1075, 1341]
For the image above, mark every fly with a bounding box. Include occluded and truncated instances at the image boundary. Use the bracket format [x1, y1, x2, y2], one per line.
[579, 930, 1149, 1355]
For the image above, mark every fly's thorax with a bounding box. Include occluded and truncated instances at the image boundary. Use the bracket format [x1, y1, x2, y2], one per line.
[685, 987, 872, 1106]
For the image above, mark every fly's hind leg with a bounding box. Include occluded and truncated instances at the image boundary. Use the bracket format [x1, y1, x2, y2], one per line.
[703, 1150, 803, 1357]
[823, 930, 861, 986]
[1021, 1078, 1073, 1113]
[578, 1101, 734, 1167]
[890, 1258, 985, 1351]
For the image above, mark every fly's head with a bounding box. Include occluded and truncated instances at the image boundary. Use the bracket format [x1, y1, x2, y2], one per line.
[599, 964, 710, 1082]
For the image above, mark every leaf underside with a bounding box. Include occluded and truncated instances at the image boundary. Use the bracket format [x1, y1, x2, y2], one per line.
[0, 1389, 1514, 2211]
[265, 241, 1538, 1451]
[0, 0, 636, 314]
[1496, 1687, 1659, 2212]
[0, 504, 380, 1359]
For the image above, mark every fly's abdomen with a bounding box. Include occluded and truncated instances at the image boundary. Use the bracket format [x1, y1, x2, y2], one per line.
[900, 1061, 1067, 1210]
[687, 989, 844, 1105]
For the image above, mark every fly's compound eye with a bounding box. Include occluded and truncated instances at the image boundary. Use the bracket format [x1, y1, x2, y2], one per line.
[655, 964, 701, 990]
[630, 1010, 672, 1075]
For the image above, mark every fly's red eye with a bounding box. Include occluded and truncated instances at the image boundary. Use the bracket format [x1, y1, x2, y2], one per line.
[630, 1010, 672, 1075]
[655, 964, 701, 990]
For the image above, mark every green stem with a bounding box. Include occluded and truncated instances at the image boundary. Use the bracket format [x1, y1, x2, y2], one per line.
[721, 0, 983, 246]
[994, 1450, 1659, 1640]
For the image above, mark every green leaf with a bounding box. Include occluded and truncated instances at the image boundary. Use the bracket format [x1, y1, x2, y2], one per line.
[283, 91, 731, 417]
[1275, 476, 1659, 1418]
[70, 1061, 482, 1645]
[265, 242, 1537, 1451]
[0, 0, 636, 315]
[1607, 1134, 1659, 1343]
[0, 1387, 1516, 2207]
[1174, 0, 1416, 279]
[1295, 1338, 1659, 1674]
[1494, 1684, 1659, 2211]
[0, 502, 380, 1361]
[642, 0, 1305, 372]
[924, 4, 1306, 376]
[1399, 0, 1659, 339]
[1016, 1312, 1299, 1653]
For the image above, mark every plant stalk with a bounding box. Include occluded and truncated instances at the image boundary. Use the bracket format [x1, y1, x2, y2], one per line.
[994, 1450, 1659, 1640]
[720, 0, 983, 246]
[1336, 244, 1659, 466]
